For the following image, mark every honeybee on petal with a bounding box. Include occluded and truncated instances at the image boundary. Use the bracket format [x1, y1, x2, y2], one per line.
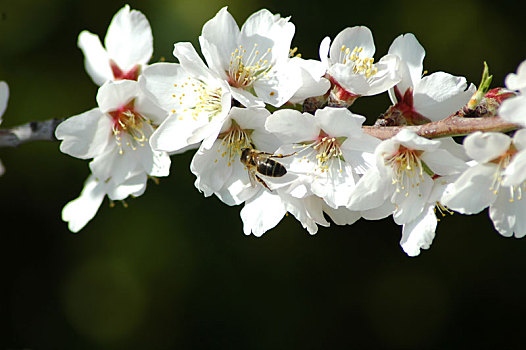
[240, 146, 295, 191]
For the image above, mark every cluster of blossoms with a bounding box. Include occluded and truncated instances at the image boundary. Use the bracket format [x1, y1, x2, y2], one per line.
[52, 5, 526, 256]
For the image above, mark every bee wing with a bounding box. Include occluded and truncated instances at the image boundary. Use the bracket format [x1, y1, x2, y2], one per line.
[247, 169, 258, 188]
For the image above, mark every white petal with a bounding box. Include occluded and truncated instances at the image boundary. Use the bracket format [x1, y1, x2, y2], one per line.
[200, 7, 240, 74]
[505, 59, 526, 93]
[231, 87, 265, 108]
[97, 80, 138, 113]
[347, 167, 390, 210]
[89, 147, 139, 185]
[265, 109, 319, 143]
[62, 175, 106, 233]
[388, 33, 425, 94]
[420, 149, 467, 176]
[512, 128, 526, 150]
[361, 201, 396, 220]
[0, 81, 8, 118]
[173, 42, 216, 83]
[315, 107, 365, 137]
[330, 26, 375, 64]
[104, 5, 153, 70]
[77, 31, 112, 85]
[149, 112, 207, 153]
[319, 36, 331, 67]
[190, 140, 234, 196]
[107, 172, 147, 200]
[502, 150, 526, 187]
[441, 164, 497, 214]
[230, 106, 270, 131]
[253, 62, 302, 107]
[395, 129, 440, 152]
[400, 204, 437, 257]
[413, 72, 475, 121]
[241, 190, 287, 236]
[463, 131, 511, 163]
[392, 173, 433, 225]
[55, 108, 111, 159]
[499, 95, 526, 127]
[489, 190, 526, 238]
[324, 205, 361, 225]
[288, 57, 330, 104]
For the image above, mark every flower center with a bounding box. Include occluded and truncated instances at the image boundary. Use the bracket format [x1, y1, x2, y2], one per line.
[338, 45, 378, 79]
[171, 79, 223, 121]
[110, 60, 140, 81]
[295, 132, 346, 175]
[489, 147, 523, 201]
[216, 121, 252, 167]
[385, 146, 427, 196]
[109, 100, 149, 154]
[228, 44, 272, 88]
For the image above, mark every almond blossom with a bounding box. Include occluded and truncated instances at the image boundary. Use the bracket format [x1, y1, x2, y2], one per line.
[141, 42, 232, 153]
[499, 59, 526, 127]
[199, 7, 302, 107]
[319, 26, 400, 105]
[348, 130, 467, 226]
[441, 130, 526, 237]
[78, 5, 153, 85]
[56, 80, 170, 231]
[386, 33, 475, 124]
[265, 107, 379, 209]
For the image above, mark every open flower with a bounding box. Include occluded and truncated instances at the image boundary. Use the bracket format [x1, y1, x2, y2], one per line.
[265, 107, 379, 209]
[386, 33, 475, 124]
[499, 59, 526, 127]
[348, 130, 467, 225]
[442, 130, 526, 237]
[199, 7, 302, 107]
[78, 5, 153, 85]
[141, 42, 232, 153]
[56, 80, 170, 231]
[319, 26, 400, 105]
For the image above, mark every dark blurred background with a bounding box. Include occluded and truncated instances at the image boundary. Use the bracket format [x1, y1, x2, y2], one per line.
[1, 0, 525, 348]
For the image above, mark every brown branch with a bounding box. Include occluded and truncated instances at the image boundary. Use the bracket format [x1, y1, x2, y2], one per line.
[0, 118, 65, 147]
[362, 115, 520, 140]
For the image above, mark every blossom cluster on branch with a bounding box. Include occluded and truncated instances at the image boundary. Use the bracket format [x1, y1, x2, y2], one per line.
[2, 5, 525, 256]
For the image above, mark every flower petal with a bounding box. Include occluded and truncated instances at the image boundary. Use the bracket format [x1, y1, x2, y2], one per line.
[400, 204, 437, 257]
[388, 33, 425, 96]
[463, 131, 511, 163]
[241, 190, 287, 236]
[0, 81, 8, 119]
[489, 190, 526, 238]
[499, 95, 526, 127]
[77, 31, 112, 85]
[330, 26, 375, 64]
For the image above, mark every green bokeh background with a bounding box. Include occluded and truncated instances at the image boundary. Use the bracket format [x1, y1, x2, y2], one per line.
[1, 0, 525, 348]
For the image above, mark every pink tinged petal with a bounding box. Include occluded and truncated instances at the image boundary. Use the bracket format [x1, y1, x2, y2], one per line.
[62, 175, 106, 233]
[400, 204, 437, 257]
[241, 190, 287, 236]
[463, 131, 511, 163]
[173, 42, 216, 83]
[78, 31, 113, 85]
[265, 109, 319, 144]
[330, 26, 375, 64]
[489, 190, 526, 238]
[104, 5, 153, 71]
[347, 168, 391, 210]
[505, 59, 526, 93]
[413, 72, 475, 122]
[315, 107, 365, 137]
[55, 108, 112, 159]
[190, 140, 234, 197]
[200, 7, 240, 73]
[392, 173, 434, 225]
[0, 81, 8, 118]
[499, 95, 526, 127]
[388, 33, 425, 95]
[441, 164, 497, 214]
[502, 150, 526, 187]
[107, 172, 147, 201]
[324, 205, 361, 225]
[420, 149, 467, 176]
[97, 80, 139, 113]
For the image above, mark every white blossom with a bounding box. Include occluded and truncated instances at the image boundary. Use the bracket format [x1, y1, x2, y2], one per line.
[78, 5, 153, 85]
[199, 7, 302, 107]
[499, 59, 526, 127]
[387, 33, 475, 123]
[0, 81, 8, 175]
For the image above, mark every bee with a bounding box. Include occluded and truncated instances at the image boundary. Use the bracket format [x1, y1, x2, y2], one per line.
[240, 147, 294, 191]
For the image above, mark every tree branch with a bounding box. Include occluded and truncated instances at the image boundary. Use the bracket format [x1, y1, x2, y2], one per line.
[362, 115, 519, 140]
[0, 118, 65, 147]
